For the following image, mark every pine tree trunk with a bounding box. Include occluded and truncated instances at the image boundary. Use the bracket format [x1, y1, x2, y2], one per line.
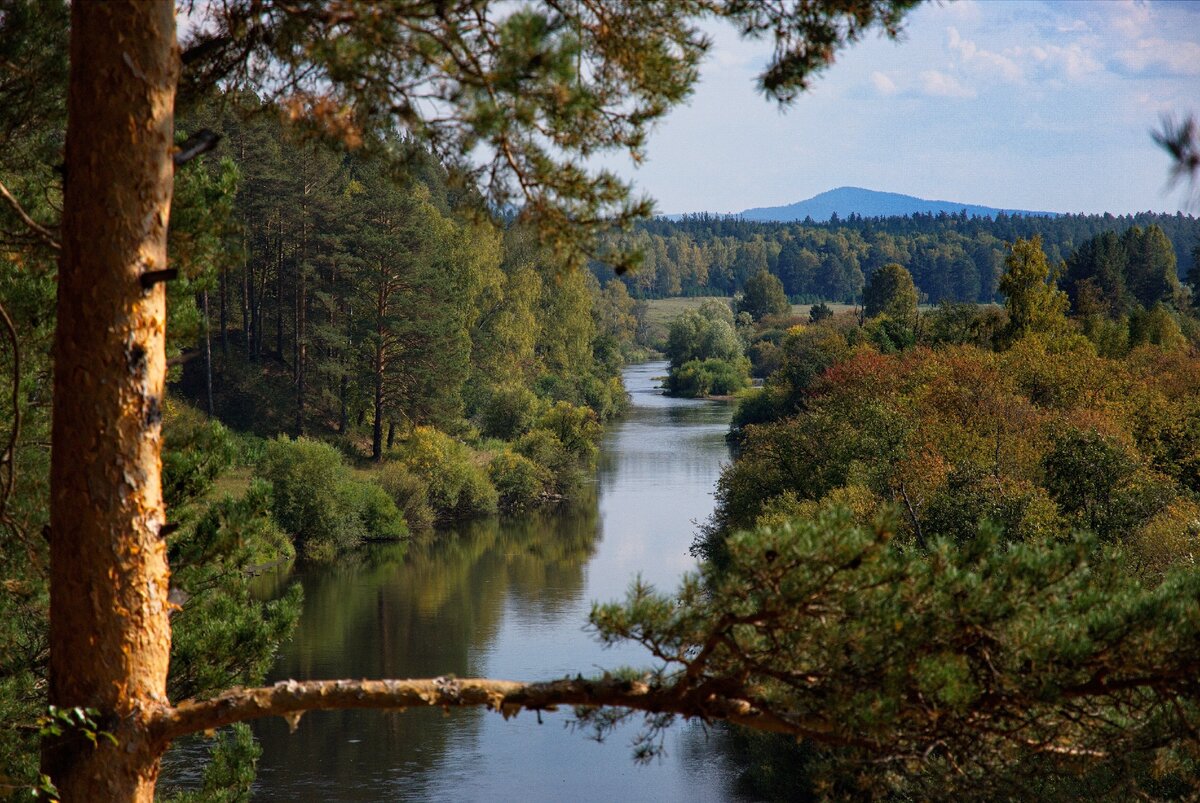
[238, 138, 248, 357]
[295, 217, 307, 435]
[275, 219, 284, 361]
[241, 256, 252, 357]
[202, 290, 213, 415]
[339, 372, 348, 434]
[44, 1, 177, 799]
[219, 266, 228, 358]
[336, 265, 348, 434]
[248, 257, 259, 361]
[372, 341, 384, 461]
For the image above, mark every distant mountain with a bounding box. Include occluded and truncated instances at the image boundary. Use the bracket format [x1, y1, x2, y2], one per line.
[737, 187, 1058, 222]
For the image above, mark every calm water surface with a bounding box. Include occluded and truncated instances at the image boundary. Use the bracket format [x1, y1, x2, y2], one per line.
[174, 361, 749, 801]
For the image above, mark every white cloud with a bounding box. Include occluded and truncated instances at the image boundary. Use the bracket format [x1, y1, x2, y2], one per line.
[919, 70, 976, 99]
[1057, 18, 1089, 33]
[1013, 42, 1103, 82]
[1108, 0, 1153, 39]
[948, 26, 1024, 83]
[871, 71, 898, 95]
[1113, 38, 1200, 77]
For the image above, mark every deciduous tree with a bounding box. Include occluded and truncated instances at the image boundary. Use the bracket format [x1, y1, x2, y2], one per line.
[863, 262, 918, 324]
[998, 236, 1070, 346]
[735, 268, 791, 320]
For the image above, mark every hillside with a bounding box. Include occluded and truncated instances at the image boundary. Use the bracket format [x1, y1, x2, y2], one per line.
[738, 186, 1058, 222]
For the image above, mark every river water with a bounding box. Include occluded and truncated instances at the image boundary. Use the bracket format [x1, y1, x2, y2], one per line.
[173, 361, 750, 801]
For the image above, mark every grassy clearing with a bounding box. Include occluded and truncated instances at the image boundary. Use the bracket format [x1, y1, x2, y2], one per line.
[790, 302, 857, 318]
[640, 296, 730, 328]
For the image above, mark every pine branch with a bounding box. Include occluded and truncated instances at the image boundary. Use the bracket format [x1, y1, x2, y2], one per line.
[154, 675, 843, 745]
[0, 177, 59, 250]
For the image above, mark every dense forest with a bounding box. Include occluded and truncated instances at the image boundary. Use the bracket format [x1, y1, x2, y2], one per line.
[591, 211, 1200, 304]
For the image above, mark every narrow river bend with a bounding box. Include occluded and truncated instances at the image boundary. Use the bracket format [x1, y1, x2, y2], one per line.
[216, 361, 749, 801]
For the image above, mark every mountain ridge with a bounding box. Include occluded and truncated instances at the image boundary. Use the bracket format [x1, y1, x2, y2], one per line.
[735, 186, 1059, 222]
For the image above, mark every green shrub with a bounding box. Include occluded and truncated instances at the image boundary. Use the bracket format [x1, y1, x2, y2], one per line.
[666, 357, 751, 398]
[478, 384, 543, 440]
[338, 479, 408, 540]
[489, 451, 552, 511]
[258, 437, 360, 557]
[167, 480, 302, 700]
[376, 462, 436, 531]
[1129, 304, 1187, 350]
[537, 401, 602, 462]
[258, 437, 408, 558]
[534, 372, 629, 421]
[161, 723, 262, 803]
[864, 314, 915, 353]
[171, 478, 293, 570]
[455, 466, 500, 519]
[747, 339, 781, 378]
[731, 387, 784, 434]
[396, 426, 498, 521]
[515, 428, 584, 496]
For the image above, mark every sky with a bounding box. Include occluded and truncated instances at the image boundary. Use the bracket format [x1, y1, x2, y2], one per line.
[609, 0, 1200, 217]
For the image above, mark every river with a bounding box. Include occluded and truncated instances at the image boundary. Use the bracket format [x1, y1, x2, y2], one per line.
[169, 361, 750, 801]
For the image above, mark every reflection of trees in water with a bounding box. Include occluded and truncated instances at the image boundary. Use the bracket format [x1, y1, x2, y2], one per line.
[692, 722, 818, 803]
[249, 493, 601, 800]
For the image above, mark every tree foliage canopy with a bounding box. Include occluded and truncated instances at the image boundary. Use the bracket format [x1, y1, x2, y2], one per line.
[863, 262, 918, 323]
[180, 0, 919, 261]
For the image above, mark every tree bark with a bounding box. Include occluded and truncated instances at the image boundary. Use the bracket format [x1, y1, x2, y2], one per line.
[275, 216, 284, 360]
[295, 212, 307, 435]
[154, 676, 834, 747]
[44, 2, 178, 799]
[241, 248, 252, 357]
[219, 266, 228, 358]
[201, 290, 213, 415]
[372, 341, 384, 461]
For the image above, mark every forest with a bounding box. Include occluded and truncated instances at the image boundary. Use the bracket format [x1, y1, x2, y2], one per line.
[3, 0, 1200, 801]
[591, 210, 1200, 305]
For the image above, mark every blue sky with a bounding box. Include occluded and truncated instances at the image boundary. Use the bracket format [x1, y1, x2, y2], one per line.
[616, 0, 1200, 216]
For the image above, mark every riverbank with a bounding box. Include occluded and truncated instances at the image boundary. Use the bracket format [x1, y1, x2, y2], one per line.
[161, 361, 751, 801]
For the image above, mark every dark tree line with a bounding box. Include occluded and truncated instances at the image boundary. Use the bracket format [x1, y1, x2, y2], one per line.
[591, 210, 1200, 304]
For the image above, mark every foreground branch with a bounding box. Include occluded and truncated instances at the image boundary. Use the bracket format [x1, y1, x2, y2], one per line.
[0, 178, 59, 250]
[155, 676, 837, 745]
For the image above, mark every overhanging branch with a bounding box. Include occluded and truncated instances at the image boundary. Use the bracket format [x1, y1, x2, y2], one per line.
[154, 676, 843, 746]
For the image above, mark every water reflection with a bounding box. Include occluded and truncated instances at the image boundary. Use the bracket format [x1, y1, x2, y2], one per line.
[171, 362, 750, 801]
[250, 503, 603, 800]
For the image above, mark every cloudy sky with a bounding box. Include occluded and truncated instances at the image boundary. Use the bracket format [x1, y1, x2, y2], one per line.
[612, 0, 1200, 216]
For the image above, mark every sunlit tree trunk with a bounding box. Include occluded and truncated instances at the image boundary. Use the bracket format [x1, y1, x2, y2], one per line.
[44, 1, 178, 800]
